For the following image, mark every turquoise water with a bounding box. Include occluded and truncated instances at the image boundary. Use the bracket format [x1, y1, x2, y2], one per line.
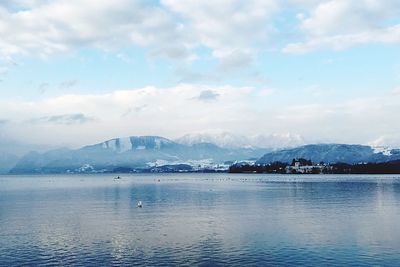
[1, 174, 400, 266]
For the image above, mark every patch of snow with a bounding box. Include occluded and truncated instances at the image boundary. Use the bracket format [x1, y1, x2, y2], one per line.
[234, 159, 257, 165]
[147, 159, 169, 167]
[77, 164, 94, 172]
[106, 140, 117, 151]
[372, 146, 392, 156]
[155, 138, 161, 149]
[118, 137, 132, 153]
[146, 158, 218, 169]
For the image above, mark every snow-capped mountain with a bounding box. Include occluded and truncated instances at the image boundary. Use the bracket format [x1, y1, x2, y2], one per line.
[256, 144, 400, 165]
[176, 132, 248, 148]
[370, 146, 393, 156]
[10, 136, 268, 174]
[9, 134, 400, 174]
[94, 136, 176, 153]
[176, 132, 305, 149]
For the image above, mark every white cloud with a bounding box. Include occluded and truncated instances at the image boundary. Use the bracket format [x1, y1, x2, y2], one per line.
[0, 55, 18, 80]
[0, 0, 189, 58]
[284, 25, 400, 54]
[368, 135, 400, 148]
[162, 0, 278, 67]
[0, 85, 266, 146]
[0, 85, 399, 148]
[258, 88, 274, 97]
[301, 1, 375, 36]
[303, 84, 334, 97]
[216, 49, 254, 72]
[284, 0, 400, 53]
[0, 0, 280, 67]
[195, 90, 220, 102]
[59, 79, 78, 90]
[271, 94, 400, 146]
[28, 113, 94, 125]
[2, 0, 397, 61]
[392, 87, 400, 95]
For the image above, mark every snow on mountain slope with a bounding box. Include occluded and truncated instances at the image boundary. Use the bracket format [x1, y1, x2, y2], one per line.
[97, 136, 174, 153]
[10, 135, 267, 173]
[371, 146, 392, 156]
[256, 144, 400, 165]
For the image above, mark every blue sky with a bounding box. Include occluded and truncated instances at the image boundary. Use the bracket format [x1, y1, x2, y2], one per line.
[0, 0, 399, 148]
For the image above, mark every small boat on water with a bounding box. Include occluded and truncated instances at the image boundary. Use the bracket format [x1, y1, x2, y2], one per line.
[114, 176, 121, 180]
[137, 201, 143, 208]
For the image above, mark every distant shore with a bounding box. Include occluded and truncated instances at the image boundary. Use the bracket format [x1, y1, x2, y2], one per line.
[229, 159, 400, 174]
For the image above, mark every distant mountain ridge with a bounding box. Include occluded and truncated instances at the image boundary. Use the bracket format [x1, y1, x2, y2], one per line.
[0, 152, 19, 174]
[10, 136, 268, 174]
[176, 132, 305, 149]
[88, 136, 177, 153]
[7, 137, 400, 174]
[256, 144, 400, 165]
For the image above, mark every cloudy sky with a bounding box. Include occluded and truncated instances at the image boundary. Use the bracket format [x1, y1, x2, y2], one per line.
[0, 0, 399, 148]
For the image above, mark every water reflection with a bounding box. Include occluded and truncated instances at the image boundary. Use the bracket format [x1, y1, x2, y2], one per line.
[0, 174, 400, 266]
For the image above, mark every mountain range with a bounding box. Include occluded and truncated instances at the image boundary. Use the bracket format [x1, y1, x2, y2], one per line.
[256, 144, 400, 165]
[9, 136, 269, 174]
[2, 135, 400, 174]
[175, 132, 305, 149]
[0, 152, 19, 174]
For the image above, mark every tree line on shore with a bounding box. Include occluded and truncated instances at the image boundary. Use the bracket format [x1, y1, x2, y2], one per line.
[229, 158, 400, 174]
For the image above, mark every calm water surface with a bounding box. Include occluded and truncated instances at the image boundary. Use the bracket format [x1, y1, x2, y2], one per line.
[1, 174, 400, 266]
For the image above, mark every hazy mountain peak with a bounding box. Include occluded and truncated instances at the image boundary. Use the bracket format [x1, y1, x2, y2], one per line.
[176, 132, 246, 148]
[10, 134, 268, 174]
[176, 131, 306, 149]
[248, 133, 305, 149]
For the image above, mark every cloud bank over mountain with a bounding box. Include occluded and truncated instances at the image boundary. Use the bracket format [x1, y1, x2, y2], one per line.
[0, 0, 399, 149]
[0, 84, 399, 148]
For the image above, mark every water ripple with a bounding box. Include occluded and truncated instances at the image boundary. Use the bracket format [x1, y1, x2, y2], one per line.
[1, 174, 400, 266]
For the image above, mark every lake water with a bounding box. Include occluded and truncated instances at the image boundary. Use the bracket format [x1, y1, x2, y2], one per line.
[1, 174, 400, 266]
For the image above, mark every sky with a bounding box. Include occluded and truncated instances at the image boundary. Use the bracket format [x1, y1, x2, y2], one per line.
[0, 0, 399, 148]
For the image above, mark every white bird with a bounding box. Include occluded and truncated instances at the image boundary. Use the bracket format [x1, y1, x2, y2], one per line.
[137, 201, 143, 208]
